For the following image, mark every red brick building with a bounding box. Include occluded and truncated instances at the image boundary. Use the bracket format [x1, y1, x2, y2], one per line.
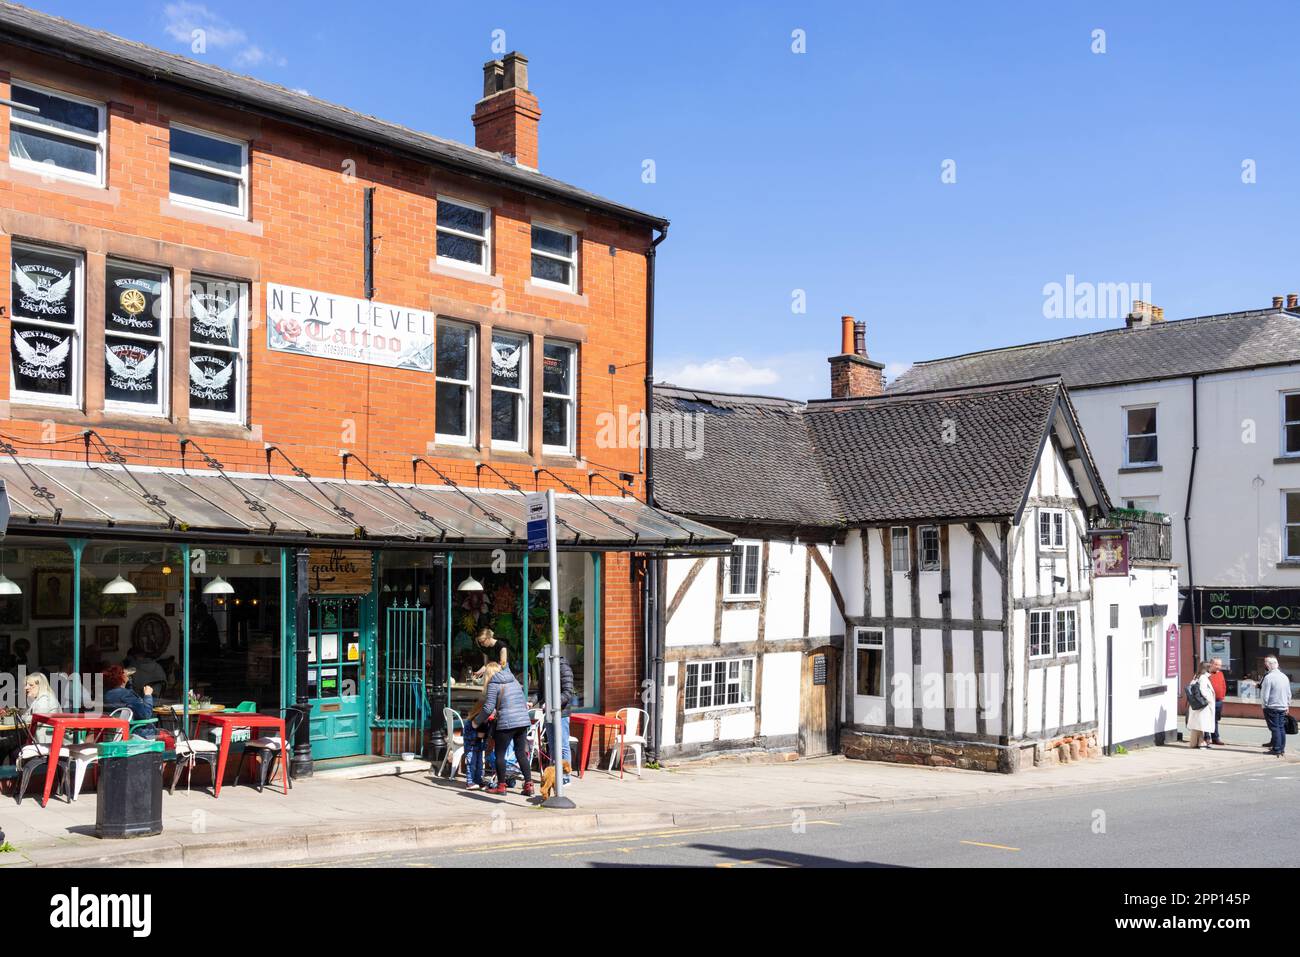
[0, 4, 724, 774]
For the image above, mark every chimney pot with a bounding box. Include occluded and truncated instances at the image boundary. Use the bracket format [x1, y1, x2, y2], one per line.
[482, 59, 505, 98]
[1273, 296, 1285, 309]
[502, 52, 529, 92]
[840, 316, 855, 355]
[853, 320, 867, 357]
[1287, 293, 1298, 310]
[1125, 299, 1164, 329]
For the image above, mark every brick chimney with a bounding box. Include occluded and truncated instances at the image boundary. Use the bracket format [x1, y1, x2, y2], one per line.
[1287, 293, 1299, 310]
[1125, 299, 1166, 329]
[828, 315, 885, 399]
[472, 52, 541, 169]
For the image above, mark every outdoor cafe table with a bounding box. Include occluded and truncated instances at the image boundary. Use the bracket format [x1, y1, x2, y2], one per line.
[30, 712, 131, 807]
[194, 711, 288, 797]
[154, 703, 225, 737]
[568, 712, 625, 779]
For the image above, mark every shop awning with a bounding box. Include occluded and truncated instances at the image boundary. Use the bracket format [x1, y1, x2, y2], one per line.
[0, 458, 731, 554]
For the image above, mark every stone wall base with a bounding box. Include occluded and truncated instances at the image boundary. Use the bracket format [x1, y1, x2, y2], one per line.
[840, 728, 1101, 774]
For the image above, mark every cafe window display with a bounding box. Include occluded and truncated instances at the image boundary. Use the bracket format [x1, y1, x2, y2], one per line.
[1204, 628, 1300, 701]
[183, 547, 283, 711]
[447, 551, 598, 716]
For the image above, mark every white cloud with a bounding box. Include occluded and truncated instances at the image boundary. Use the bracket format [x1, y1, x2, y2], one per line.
[658, 351, 914, 400]
[659, 356, 780, 392]
[163, 2, 285, 69]
[883, 361, 912, 386]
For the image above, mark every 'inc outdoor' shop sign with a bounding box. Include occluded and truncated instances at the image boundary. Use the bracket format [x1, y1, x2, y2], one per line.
[266, 283, 433, 371]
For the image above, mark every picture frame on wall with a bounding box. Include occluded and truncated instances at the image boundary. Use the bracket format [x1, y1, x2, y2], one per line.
[0, 592, 26, 627]
[32, 569, 74, 619]
[95, 624, 119, 653]
[37, 625, 79, 667]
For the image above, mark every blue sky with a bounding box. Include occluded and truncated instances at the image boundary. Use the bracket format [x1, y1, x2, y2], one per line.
[28, 1, 1300, 398]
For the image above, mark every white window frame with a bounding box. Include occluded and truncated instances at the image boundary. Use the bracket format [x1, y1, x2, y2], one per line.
[435, 318, 476, 446]
[684, 657, 755, 712]
[1029, 609, 1053, 659]
[1285, 490, 1300, 562]
[917, 525, 941, 571]
[1055, 607, 1078, 656]
[1124, 404, 1159, 467]
[854, 627, 885, 699]
[724, 540, 762, 600]
[489, 331, 528, 450]
[541, 339, 577, 456]
[530, 222, 579, 292]
[103, 258, 169, 417]
[1282, 390, 1300, 458]
[187, 275, 249, 425]
[1038, 508, 1066, 550]
[435, 196, 492, 275]
[8, 79, 106, 187]
[168, 123, 249, 218]
[890, 527, 910, 572]
[1140, 618, 1159, 683]
[10, 240, 84, 410]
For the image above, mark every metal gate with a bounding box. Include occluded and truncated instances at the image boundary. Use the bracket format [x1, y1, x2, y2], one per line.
[380, 602, 429, 756]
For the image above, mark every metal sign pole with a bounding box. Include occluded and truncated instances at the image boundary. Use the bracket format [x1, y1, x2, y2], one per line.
[543, 488, 574, 808]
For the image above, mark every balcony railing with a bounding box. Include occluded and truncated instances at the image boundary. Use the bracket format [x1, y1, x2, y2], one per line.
[1094, 508, 1173, 562]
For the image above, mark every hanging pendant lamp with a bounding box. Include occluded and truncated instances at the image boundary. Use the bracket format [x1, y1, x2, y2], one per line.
[203, 575, 234, 595]
[457, 573, 483, 592]
[529, 575, 550, 592]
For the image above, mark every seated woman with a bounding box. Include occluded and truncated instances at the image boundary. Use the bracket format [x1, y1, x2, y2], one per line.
[101, 665, 158, 739]
[12, 672, 60, 766]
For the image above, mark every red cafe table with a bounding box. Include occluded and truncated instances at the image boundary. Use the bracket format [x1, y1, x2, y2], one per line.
[30, 712, 131, 807]
[568, 712, 625, 779]
[195, 711, 289, 796]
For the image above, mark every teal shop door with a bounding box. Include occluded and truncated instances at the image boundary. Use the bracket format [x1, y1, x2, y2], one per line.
[307, 595, 369, 760]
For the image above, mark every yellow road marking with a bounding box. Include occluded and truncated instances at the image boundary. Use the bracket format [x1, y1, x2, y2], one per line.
[717, 857, 801, 868]
[960, 840, 1020, 851]
[453, 819, 840, 855]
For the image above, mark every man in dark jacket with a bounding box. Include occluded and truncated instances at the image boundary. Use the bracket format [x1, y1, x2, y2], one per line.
[538, 652, 575, 784]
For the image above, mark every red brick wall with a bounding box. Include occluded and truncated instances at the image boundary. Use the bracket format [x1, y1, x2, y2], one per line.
[0, 44, 654, 699]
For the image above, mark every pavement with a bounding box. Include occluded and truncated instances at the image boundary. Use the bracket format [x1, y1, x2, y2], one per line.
[0, 737, 1288, 867]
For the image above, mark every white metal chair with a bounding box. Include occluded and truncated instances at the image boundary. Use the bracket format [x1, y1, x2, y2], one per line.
[605, 707, 649, 778]
[63, 707, 129, 802]
[437, 707, 465, 779]
[168, 726, 220, 795]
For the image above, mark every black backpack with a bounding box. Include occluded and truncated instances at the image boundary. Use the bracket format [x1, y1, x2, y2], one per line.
[1185, 679, 1209, 711]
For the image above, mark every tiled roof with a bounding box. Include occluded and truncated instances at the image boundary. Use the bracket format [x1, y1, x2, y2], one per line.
[806, 383, 1060, 524]
[0, 2, 666, 229]
[653, 381, 1085, 528]
[888, 309, 1300, 394]
[652, 386, 839, 527]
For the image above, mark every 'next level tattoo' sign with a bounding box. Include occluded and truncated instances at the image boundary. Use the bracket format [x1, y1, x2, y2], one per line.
[266, 282, 433, 372]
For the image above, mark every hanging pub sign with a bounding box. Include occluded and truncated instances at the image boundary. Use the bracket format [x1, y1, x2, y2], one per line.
[266, 282, 433, 372]
[1196, 588, 1300, 627]
[1089, 529, 1130, 578]
[307, 548, 373, 594]
[1165, 623, 1179, 678]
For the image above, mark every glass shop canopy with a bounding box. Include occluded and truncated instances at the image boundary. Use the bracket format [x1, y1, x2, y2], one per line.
[0, 458, 731, 554]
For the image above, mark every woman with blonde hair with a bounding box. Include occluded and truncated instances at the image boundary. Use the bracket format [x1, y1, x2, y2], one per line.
[1187, 660, 1216, 749]
[13, 671, 60, 763]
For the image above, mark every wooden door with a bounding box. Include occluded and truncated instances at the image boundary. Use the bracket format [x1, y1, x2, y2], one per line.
[799, 644, 839, 756]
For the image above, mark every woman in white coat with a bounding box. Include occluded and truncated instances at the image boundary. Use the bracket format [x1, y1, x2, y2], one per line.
[1187, 661, 1216, 749]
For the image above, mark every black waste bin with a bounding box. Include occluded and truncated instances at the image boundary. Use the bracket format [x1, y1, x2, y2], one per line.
[95, 739, 164, 839]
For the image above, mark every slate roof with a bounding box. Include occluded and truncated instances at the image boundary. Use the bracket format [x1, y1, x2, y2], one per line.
[888, 309, 1300, 395]
[0, 2, 666, 229]
[653, 381, 1097, 529]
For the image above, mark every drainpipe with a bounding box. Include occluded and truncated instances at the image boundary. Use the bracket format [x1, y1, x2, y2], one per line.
[644, 225, 667, 759]
[1182, 374, 1201, 722]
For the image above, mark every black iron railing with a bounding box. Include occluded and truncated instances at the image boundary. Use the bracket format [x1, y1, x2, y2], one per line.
[1095, 508, 1173, 562]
